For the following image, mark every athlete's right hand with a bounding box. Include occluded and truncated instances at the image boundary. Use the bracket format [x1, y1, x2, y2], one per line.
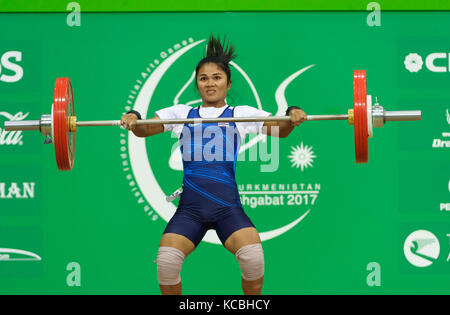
[120, 113, 139, 131]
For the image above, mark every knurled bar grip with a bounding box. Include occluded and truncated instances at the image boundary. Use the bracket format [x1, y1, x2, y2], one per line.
[76, 114, 347, 127]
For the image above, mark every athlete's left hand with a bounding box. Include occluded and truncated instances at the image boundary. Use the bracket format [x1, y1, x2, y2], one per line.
[289, 108, 307, 126]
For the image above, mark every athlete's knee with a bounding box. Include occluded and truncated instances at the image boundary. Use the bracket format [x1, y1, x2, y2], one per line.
[235, 243, 264, 281]
[156, 246, 186, 285]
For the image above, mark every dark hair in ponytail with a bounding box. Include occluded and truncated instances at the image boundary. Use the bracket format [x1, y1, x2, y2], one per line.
[195, 34, 237, 86]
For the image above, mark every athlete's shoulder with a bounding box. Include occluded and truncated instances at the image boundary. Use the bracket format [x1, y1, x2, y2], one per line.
[167, 104, 193, 111]
[234, 105, 271, 117]
[233, 105, 256, 114]
[155, 104, 193, 117]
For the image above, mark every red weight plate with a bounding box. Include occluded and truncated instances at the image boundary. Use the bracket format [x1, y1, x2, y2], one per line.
[353, 70, 368, 163]
[53, 78, 75, 170]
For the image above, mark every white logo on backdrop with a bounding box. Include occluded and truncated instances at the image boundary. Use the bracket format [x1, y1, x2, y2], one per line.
[0, 51, 23, 83]
[0, 182, 35, 199]
[288, 142, 316, 171]
[404, 230, 440, 268]
[432, 109, 450, 148]
[0, 248, 41, 261]
[404, 52, 450, 73]
[0, 111, 29, 146]
[404, 53, 423, 72]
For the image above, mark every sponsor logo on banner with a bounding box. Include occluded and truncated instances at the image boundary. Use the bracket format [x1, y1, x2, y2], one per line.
[441, 179, 450, 212]
[431, 109, 450, 149]
[0, 182, 35, 199]
[404, 230, 440, 267]
[119, 37, 319, 245]
[0, 111, 29, 146]
[404, 52, 450, 73]
[0, 227, 43, 279]
[0, 248, 42, 261]
[0, 51, 23, 83]
[404, 53, 423, 72]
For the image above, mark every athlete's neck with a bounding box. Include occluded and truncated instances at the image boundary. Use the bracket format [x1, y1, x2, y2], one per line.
[201, 100, 227, 108]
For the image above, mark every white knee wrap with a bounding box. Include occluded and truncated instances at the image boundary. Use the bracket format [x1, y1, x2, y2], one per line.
[156, 246, 186, 285]
[235, 243, 265, 281]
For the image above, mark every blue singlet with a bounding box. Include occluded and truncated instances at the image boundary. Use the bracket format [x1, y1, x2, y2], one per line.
[163, 105, 254, 246]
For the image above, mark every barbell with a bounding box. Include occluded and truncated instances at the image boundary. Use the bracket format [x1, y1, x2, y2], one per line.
[4, 70, 421, 171]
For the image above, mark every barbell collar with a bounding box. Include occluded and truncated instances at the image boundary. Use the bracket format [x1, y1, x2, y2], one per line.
[39, 114, 52, 136]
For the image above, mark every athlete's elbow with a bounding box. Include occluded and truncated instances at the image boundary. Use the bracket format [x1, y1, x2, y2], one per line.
[131, 128, 147, 137]
[278, 129, 292, 138]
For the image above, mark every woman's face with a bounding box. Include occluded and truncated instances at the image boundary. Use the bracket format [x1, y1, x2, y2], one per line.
[196, 62, 231, 106]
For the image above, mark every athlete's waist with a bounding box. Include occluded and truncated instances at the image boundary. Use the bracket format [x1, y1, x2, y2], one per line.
[184, 160, 236, 172]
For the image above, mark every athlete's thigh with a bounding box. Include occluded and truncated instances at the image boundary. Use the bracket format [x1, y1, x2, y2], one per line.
[223, 227, 261, 255]
[160, 210, 206, 257]
[159, 233, 196, 257]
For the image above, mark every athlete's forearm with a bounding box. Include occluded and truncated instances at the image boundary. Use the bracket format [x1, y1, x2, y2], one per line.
[276, 120, 295, 138]
[262, 121, 293, 138]
[132, 117, 164, 137]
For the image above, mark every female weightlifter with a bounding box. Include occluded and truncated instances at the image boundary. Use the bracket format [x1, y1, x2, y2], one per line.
[120, 35, 306, 295]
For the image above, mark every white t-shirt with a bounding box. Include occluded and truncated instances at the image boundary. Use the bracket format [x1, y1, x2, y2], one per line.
[155, 104, 271, 142]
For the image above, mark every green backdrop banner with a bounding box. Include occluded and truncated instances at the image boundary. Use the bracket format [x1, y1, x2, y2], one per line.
[0, 11, 449, 294]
